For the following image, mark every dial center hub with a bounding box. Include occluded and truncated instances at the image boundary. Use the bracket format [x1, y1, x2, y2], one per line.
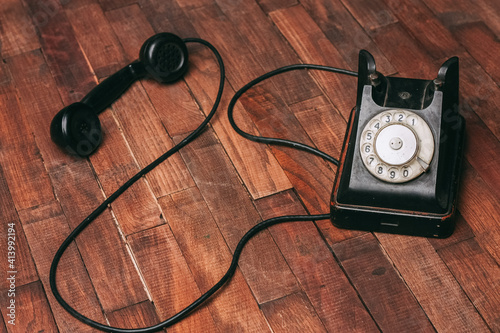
[375, 124, 417, 165]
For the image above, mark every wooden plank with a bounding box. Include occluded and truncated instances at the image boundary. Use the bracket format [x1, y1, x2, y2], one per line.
[260, 291, 327, 333]
[0, 165, 38, 291]
[382, 0, 461, 60]
[0, 0, 39, 58]
[19, 201, 106, 332]
[239, 85, 361, 243]
[300, 0, 395, 73]
[106, 301, 162, 330]
[6, 50, 80, 172]
[128, 225, 219, 333]
[0, 86, 55, 210]
[269, 5, 358, 119]
[369, 23, 437, 78]
[376, 233, 490, 332]
[458, 161, 500, 264]
[255, 190, 379, 332]
[130, 2, 293, 199]
[138, 0, 198, 36]
[0, 281, 58, 333]
[87, 108, 164, 236]
[256, 0, 297, 13]
[214, 0, 325, 105]
[422, 0, 500, 38]
[438, 238, 500, 332]
[291, 95, 347, 166]
[332, 233, 435, 332]
[23, 0, 96, 105]
[50, 161, 149, 312]
[451, 22, 500, 87]
[0, 314, 6, 333]
[340, 0, 398, 32]
[174, 129, 300, 304]
[158, 187, 273, 331]
[458, 53, 500, 141]
[98, 0, 137, 11]
[64, 1, 126, 78]
[111, 83, 197, 198]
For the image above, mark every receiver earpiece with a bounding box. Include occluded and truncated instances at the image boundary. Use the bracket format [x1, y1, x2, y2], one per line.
[50, 32, 189, 157]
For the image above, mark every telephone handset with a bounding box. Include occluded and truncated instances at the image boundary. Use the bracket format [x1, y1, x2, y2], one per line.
[331, 50, 465, 238]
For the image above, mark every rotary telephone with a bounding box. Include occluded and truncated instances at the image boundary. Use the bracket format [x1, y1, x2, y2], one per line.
[331, 50, 465, 238]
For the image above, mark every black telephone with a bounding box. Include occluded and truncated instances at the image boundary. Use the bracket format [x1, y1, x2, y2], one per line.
[331, 50, 465, 238]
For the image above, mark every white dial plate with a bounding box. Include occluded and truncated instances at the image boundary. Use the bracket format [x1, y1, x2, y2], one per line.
[359, 110, 434, 183]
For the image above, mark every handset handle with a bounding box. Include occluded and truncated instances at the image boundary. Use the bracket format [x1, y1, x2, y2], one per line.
[80, 61, 147, 114]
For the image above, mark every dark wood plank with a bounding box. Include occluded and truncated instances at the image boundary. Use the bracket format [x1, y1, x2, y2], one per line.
[269, 5, 357, 119]
[376, 233, 490, 332]
[23, 0, 96, 105]
[6, 50, 79, 172]
[97, 0, 137, 11]
[128, 225, 219, 333]
[0, 281, 58, 332]
[332, 233, 435, 332]
[300, 0, 396, 73]
[240, 85, 361, 244]
[340, 0, 398, 32]
[0, 314, 6, 333]
[458, 53, 500, 141]
[50, 162, 149, 312]
[260, 291, 327, 333]
[0, 86, 55, 210]
[458, 161, 500, 264]
[0, 0, 39, 58]
[438, 238, 500, 332]
[382, 0, 461, 59]
[255, 190, 379, 332]
[19, 201, 106, 332]
[63, 0, 126, 78]
[158, 187, 273, 331]
[174, 129, 300, 304]
[256, 0, 297, 13]
[451, 22, 500, 87]
[0, 165, 38, 291]
[214, 0, 325, 105]
[106, 301, 162, 330]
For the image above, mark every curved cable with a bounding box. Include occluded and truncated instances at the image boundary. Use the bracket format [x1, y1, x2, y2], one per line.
[50, 38, 226, 333]
[227, 64, 357, 165]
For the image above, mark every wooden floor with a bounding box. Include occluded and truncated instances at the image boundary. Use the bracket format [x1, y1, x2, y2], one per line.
[1, 0, 499, 332]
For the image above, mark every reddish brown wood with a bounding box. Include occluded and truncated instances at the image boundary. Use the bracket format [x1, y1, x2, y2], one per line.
[0, 281, 57, 332]
[173, 129, 300, 304]
[0, 0, 39, 58]
[438, 238, 500, 332]
[377, 232, 490, 332]
[64, 1, 126, 78]
[452, 22, 500, 86]
[382, 0, 461, 59]
[106, 301, 162, 330]
[158, 188, 273, 331]
[127, 225, 219, 333]
[0, 166, 38, 291]
[255, 191, 379, 332]
[0, 86, 55, 210]
[340, 0, 398, 32]
[260, 291, 327, 332]
[49, 162, 149, 312]
[332, 233, 435, 332]
[19, 201, 107, 332]
[300, 0, 396, 73]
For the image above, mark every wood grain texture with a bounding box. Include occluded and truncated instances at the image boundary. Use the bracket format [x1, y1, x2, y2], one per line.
[1, 0, 499, 332]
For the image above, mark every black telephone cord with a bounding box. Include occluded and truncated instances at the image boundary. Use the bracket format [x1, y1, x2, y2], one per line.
[50, 41, 356, 332]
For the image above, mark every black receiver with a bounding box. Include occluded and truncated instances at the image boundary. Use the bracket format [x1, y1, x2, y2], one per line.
[50, 33, 189, 157]
[331, 50, 465, 238]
